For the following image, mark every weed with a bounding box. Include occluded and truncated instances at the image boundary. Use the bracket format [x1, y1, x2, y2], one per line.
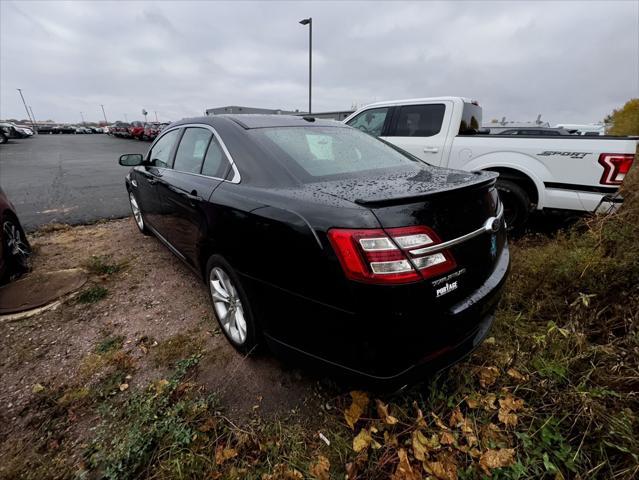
[95, 335, 125, 354]
[77, 285, 108, 303]
[85, 255, 126, 275]
[152, 332, 204, 367]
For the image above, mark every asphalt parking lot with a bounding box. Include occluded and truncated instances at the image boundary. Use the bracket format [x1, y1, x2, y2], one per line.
[0, 135, 148, 230]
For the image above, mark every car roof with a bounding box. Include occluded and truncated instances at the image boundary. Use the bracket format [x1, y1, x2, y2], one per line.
[172, 115, 346, 130]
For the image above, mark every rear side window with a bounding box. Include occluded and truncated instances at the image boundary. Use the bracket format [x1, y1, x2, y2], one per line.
[148, 129, 180, 168]
[459, 102, 482, 135]
[346, 107, 389, 136]
[389, 104, 445, 137]
[201, 136, 230, 177]
[173, 128, 212, 174]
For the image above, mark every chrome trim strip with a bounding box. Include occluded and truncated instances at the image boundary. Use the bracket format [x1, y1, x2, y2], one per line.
[409, 203, 504, 256]
[150, 123, 241, 184]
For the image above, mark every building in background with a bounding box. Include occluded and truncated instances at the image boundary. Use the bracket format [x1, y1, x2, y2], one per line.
[206, 105, 353, 121]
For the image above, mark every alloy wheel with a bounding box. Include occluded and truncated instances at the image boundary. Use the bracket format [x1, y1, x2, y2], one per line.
[129, 192, 144, 231]
[2, 220, 30, 261]
[209, 267, 248, 345]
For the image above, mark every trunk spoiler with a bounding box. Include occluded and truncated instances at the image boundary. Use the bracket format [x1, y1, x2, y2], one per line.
[354, 175, 497, 208]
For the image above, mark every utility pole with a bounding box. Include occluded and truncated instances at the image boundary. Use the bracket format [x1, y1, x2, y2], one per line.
[100, 104, 108, 124]
[80, 111, 86, 125]
[17, 88, 36, 130]
[299, 18, 312, 114]
[154, 111, 159, 122]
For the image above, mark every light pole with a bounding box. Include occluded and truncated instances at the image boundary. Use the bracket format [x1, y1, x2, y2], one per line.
[299, 17, 312, 115]
[80, 111, 86, 125]
[17, 88, 36, 130]
[100, 104, 108, 124]
[29, 106, 37, 131]
[154, 111, 159, 122]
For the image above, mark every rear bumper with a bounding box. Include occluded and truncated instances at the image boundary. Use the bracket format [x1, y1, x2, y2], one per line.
[595, 193, 624, 214]
[245, 243, 509, 388]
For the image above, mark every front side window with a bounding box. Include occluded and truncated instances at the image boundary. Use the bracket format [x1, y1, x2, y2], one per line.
[346, 107, 389, 137]
[148, 129, 180, 168]
[390, 104, 445, 137]
[254, 126, 417, 180]
[173, 128, 212, 174]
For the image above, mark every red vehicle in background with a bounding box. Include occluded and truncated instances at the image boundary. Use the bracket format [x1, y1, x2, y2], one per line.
[143, 122, 161, 141]
[0, 186, 31, 283]
[128, 121, 145, 140]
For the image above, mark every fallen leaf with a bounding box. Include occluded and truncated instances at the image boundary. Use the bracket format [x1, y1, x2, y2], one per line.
[412, 430, 430, 461]
[506, 368, 528, 382]
[376, 399, 398, 425]
[498, 394, 525, 427]
[154, 379, 169, 394]
[479, 448, 516, 475]
[353, 428, 373, 453]
[449, 407, 465, 428]
[262, 464, 303, 480]
[440, 431, 456, 445]
[482, 393, 498, 411]
[432, 412, 450, 431]
[344, 391, 369, 429]
[465, 396, 480, 409]
[478, 366, 500, 388]
[198, 417, 217, 432]
[215, 446, 238, 465]
[423, 459, 458, 480]
[309, 455, 330, 480]
[119, 383, 129, 391]
[392, 448, 422, 480]
[32, 383, 45, 394]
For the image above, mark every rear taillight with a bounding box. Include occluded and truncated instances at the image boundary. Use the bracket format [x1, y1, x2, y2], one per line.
[328, 226, 456, 284]
[598, 153, 634, 185]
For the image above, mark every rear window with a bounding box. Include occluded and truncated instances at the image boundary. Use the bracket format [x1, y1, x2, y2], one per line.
[459, 102, 482, 135]
[253, 126, 418, 180]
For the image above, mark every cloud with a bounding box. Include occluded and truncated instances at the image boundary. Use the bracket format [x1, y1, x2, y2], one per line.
[0, 0, 637, 124]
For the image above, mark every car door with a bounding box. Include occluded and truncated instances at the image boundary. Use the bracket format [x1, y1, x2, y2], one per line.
[132, 128, 181, 228]
[155, 126, 226, 267]
[382, 102, 452, 166]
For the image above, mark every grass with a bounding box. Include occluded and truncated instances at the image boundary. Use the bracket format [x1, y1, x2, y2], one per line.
[84, 255, 126, 275]
[77, 285, 108, 303]
[152, 332, 205, 367]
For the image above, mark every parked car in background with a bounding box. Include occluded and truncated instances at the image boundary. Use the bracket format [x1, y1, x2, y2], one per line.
[0, 186, 31, 283]
[11, 124, 34, 137]
[36, 125, 55, 134]
[555, 123, 606, 136]
[129, 121, 145, 140]
[0, 122, 23, 141]
[487, 127, 574, 136]
[118, 115, 508, 387]
[112, 122, 131, 138]
[345, 97, 637, 230]
[143, 122, 161, 140]
[54, 125, 76, 134]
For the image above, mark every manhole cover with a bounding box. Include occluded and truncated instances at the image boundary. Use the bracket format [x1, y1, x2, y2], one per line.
[0, 269, 88, 315]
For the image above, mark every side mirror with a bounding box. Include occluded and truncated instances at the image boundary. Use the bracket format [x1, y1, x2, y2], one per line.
[119, 153, 144, 166]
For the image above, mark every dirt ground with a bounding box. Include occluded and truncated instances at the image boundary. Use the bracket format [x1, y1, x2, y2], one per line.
[0, 218, 321, 467]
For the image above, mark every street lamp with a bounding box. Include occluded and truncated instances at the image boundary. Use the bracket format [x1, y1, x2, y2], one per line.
[299, 17, 312, 115]
[100, 104, 108, 124]
[16, 88, 36, 130]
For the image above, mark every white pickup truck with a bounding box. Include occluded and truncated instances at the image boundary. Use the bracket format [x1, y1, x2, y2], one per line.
[344, 97, 637, 229]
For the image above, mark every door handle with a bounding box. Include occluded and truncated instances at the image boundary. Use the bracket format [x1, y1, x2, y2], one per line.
[185, 190, 202, 205]
[423, 147, 439, 153]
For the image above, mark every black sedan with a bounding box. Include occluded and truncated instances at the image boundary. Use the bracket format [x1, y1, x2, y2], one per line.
[1, 186, 31, 283]
[119, 115, 509, 386]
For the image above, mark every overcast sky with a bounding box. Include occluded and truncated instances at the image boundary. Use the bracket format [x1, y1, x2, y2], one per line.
[1, 0, 637, 125]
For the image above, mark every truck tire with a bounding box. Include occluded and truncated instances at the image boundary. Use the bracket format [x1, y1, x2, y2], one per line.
[496, 179, 531, 232]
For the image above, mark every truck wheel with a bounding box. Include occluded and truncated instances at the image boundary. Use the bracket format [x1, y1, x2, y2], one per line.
[496, 179, 531, 232]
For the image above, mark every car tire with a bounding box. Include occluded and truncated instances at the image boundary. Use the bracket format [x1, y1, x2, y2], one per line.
[127, 191, 150, 235]
[1, 214, 31, 281]
[206, 255, 259, 354]
[0, 133, 7, 144]
[496, 179, 531, 232]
